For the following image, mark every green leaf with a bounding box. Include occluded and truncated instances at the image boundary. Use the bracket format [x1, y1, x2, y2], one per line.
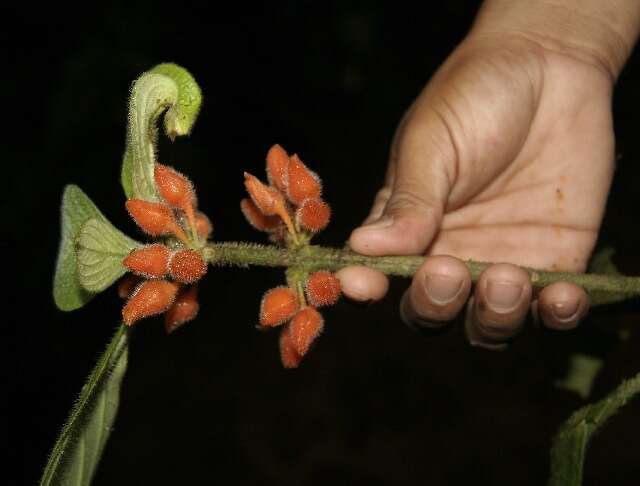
[54, 186, 140, 310]
[121, 63, 202, 200]
[40, 325, 129, 486]
[53, 186, 109, 310]
[120, 148, 134, 199]
[548, 372, 640, 486]
[555, 353, 604, 399]
[77, 218, 139, 293]
[150, 63, 202, 139]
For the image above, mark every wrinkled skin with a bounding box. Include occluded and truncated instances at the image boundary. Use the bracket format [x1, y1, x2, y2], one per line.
[338, 33, 615, 348]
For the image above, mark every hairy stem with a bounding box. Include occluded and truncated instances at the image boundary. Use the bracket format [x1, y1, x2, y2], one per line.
[204, 242, 640, 299]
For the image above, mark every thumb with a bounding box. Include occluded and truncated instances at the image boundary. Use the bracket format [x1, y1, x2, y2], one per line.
[349, 110, 453, 256]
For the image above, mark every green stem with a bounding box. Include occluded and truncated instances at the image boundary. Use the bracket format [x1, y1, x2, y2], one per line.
[204, 242, 640, 299]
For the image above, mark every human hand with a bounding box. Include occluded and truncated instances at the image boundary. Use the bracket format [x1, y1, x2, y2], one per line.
[336, 10, 630, 347]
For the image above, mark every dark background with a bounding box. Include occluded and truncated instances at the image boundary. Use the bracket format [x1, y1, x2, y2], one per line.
[12, 2, 640, 485]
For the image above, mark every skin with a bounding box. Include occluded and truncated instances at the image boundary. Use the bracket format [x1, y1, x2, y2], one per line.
[336, 1, 640, 348]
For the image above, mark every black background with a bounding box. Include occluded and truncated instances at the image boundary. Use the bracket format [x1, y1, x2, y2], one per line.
[12, 2, 640, 485]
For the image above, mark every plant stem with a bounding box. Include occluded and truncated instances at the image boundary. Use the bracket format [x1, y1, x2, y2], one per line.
[204, 242, 640, 299]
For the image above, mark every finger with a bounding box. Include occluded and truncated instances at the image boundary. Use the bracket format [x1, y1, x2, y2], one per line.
[335, 266, 390, 303]
[349, 99, 452, 257]
[466, 263, 532, 349]
[360, 186, 392, 226]
[400, 255, 471, 329]
[537, 281, 589, 330]
[359, 151, 397, 226]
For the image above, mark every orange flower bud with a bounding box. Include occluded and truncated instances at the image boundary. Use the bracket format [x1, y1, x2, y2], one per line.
[288, 307, 324, 356]
[305, 271, 341, 307]
[117, 274, 141, 299]
[286, 154, 321, 205]
[154, 163, 195, 211]
[122, 244, 170, 278]
[279, 326, 302, 369]
[125, 199, 188, 242]
[195, 211, 213, 239]
[243, 172, 283, 216]
[154, 163, 198, 233]
[260, 286, 299, 327]
[240, 198, 281, 232]
[168, 249, 207, 284]
[244, 172, 295, 235]
[266, 144, 289, 193]
[296, 197, 331, 232]
[165, 286, 199, 334]
[122, 279, 180, 326]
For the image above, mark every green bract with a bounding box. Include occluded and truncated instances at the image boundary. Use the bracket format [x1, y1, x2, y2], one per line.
[77, 218, 139, 293]
[53, 185, 138, 311]
[120, 63, 202, 200]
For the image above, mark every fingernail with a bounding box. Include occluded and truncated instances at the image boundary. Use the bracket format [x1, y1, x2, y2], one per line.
[551, 300, 579, 321]
[423, 273, 463, 305]
[464, 303, 509, 351]
[400, 291, 447, 332]
[485, 280, 523, 312]
[349, 299, 374, 308]
[360, 216, 394, 231]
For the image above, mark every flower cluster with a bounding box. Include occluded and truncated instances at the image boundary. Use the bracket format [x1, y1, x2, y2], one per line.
[118, 163, 212, 333]
[243, 145, 341, 368]
[242, 144, 331, 244]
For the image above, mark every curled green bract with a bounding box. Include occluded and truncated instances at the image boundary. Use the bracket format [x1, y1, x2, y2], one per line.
[121, 63, 202, 200]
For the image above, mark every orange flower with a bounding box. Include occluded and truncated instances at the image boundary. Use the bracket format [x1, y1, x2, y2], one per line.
[154, 163, 195, 212]
[195, 211, 213, 239]
[266, 144, 290, 193]
[243, 172, 283, 216]
[243, 172, 295, 235]
[305, 271, 341, 307]
[260, 286, 299, 327]
[122, 280, 180, 326]
[288, 307, 324, 356]
[296, 197, 331, 232]
[122, 244, 170, 278]
[165, 286, 200, 334]
[240, 198, 282, 232]
[125, 199, 188, 242]
[279, 326, 302, 369]
[286, 154, 321, 205]
[243, 145, 341, 367]
[169, 249, 208, 284]
[120, 161, 211, 332]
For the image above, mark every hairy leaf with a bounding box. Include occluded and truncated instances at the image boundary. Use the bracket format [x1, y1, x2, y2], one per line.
[120, 147, 134, 199]
[54, 186, 112, 310]
[548, 372, 640, 486]
[40, 325, 129, 486]
[77, 218, 139, 293]
[121, 63, 202, 199]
